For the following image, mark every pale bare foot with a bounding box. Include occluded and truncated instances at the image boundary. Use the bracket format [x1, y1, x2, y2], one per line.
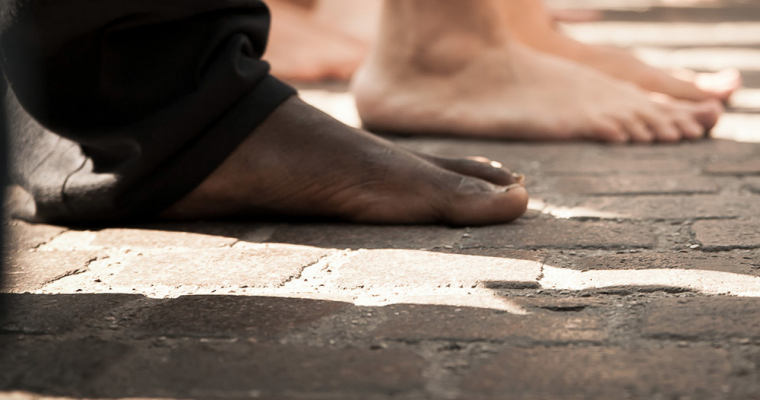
[503, 0, 741, 101]
[352, 0, 722, 143]
[162, 97, 528, 225]
[266, 0, 368, 82]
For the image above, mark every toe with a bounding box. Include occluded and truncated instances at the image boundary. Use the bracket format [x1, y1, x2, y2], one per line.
[443, 176, 529, 226]
[415, 153, 520, 186]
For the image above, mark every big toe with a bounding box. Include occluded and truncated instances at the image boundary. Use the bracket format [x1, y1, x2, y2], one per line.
[695, 69, 742, 101]
[444, 177, 529, 226]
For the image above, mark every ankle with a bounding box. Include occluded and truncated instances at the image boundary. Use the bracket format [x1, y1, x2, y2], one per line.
[372, 0, 512, 75]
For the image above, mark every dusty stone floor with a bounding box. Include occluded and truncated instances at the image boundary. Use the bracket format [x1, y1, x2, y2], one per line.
[3, 1, 760, 399]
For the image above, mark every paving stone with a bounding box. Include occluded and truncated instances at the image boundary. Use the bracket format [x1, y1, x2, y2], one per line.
[546, 252, 760, 275]
[461, 347, 731, 399]
[3, 251, 100, 291]
[128, 295, 351, 339]
[0, 293, 139, 334]
[542, 158, 692, 175]
[643, 297, 760, 340]
[694, 219, 760, 251]
[555, 175, 718, 195]
[91, 227, 238, 249]
[549, 195, 760, 220]
[268, 224, 464, 250]
[1, 338, 426, 398]
[328, 249, 543, 290]
[464, 220, 655, 250]
[107, 245, 331, 289]
[745, 177, 760, 193]
[370, 303, 607, 342]
[705, 159, 760, 176]
[4, 222, 66, 253]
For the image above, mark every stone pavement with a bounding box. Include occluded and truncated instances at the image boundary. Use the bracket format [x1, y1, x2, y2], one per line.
[3, 1, 760, 399]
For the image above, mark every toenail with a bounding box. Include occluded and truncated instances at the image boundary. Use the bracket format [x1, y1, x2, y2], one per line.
[511, 172, 526, 184]
[490, 161, 503, 169]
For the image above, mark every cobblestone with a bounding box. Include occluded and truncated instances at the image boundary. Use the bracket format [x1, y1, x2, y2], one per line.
[693, 219, 760, 251]
[127, 295, 351, 339]
[643, 297, 760, 340]
[549, 195, 760, 220]
[4, 222, 66, 253]
[461, 347, 731, 399]
[464, 220, 654, 249]
[0, 293, 138, 334]
[105, 245, 332, 289]
[3, 251, 99, 291]
[705, 158, 760, 175]
[327, 249, 543, 290]
[268, 224, 464, 249]
[369, 302, 607, 342]
[555, 175, 719, 195]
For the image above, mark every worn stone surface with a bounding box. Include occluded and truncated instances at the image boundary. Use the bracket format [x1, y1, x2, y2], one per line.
[2, 251, 100, 291]
[549, 195, 760, 220]
[693, 219, 760, 251]
[0, 293, 139, 334]
[327, 249, 543, 290]
[370, 303, 607, 342]
[268, 224, 464, 249]
[106, 245, 331, 289]
[4, 222, 66, 253]
[1, 338, 426, 398]
[465, 220, 655, 249]
[462, 347, 732, 398]
[643, 298, 760, 340]
[127, 295, 351, 339]
[555, 175, 719, 195]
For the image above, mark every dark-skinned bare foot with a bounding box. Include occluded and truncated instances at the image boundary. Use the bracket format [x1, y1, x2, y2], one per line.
[352, 0, 722, 143]
[161, 97, 528, 225]
[502, 0, 741, 101]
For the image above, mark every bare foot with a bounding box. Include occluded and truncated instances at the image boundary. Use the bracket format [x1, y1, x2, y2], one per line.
[352, 0, 722, 143]
[162, 97, 528, 225]
[266, 0, 368, 82]
[502, 0, 741, 101]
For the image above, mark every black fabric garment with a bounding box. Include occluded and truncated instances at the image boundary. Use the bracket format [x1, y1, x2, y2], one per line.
[0, 0, 295, 224]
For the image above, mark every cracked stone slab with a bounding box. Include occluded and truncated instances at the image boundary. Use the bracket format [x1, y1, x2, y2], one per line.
[3, 251, 101, 292]
[125, 295, 352, 339]
[369, 302, 607, 342]
[554, 175, 718, 196]
[325, 249, 543, 290]
[1, 338, 426, 398]
[99, 244, 332, 290]
[464, 220, 654, 249]
[693, 219, 760, 251]
[268, 224, 464, 250]
[4, 221, 66, 253]
[461, 347, 731, 399]
[547, 195, 760, 220]
[0, 293, 140, 334]
[643, 297, 760, 340]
